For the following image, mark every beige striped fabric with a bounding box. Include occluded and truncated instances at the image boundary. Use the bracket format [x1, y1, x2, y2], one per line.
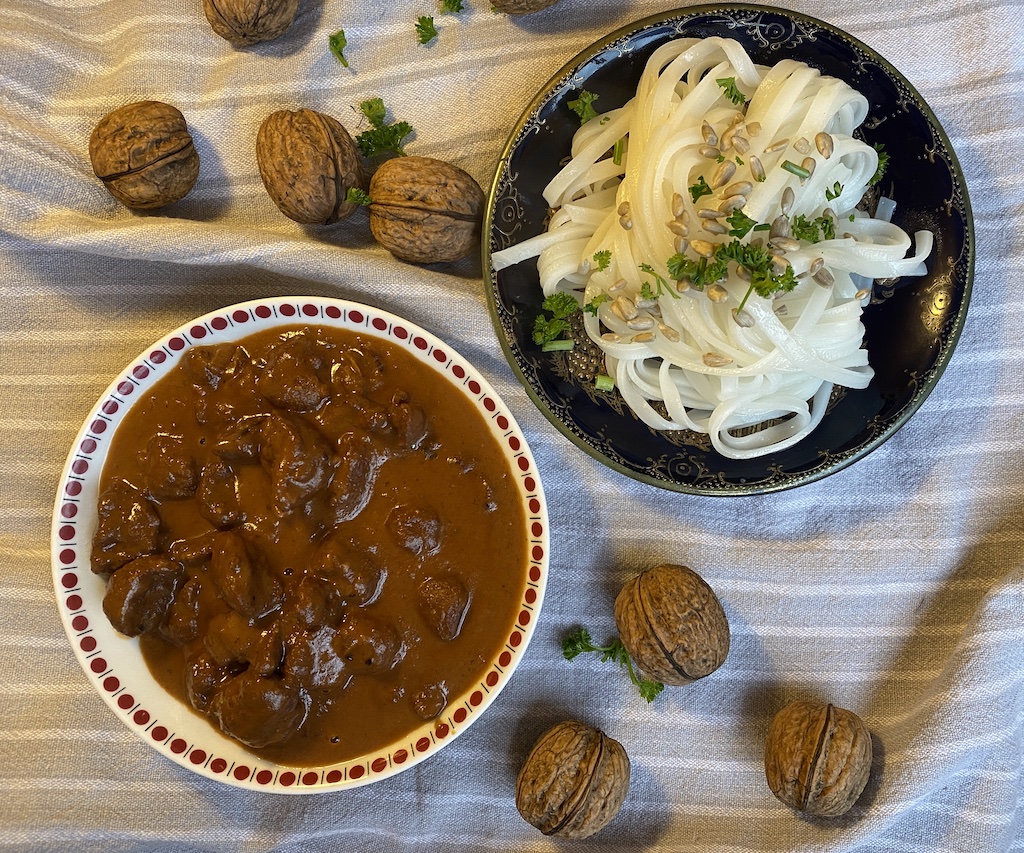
[1, 0, 1021, 851]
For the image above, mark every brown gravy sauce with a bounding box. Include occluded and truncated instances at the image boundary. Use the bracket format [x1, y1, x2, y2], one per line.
[92, 324, 526, 765]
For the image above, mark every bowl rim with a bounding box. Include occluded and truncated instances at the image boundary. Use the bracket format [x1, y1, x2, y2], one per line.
[51, 295, 549, 793]
[482, 2, 975, 496]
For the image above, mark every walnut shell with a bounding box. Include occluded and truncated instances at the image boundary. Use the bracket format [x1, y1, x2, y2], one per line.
[203, 0, 300, 46]
[613, 563, 729, 686]
[492, 0, 562, 13]
[256, 109, 365, 225]
[516, 720, 629, 839]
[368, 155, 485, 264]
[764, 700, 873, 817]
[89, 101, 200, 210]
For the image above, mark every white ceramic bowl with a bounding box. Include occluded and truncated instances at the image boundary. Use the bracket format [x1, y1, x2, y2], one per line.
[51, 296, 548, 792]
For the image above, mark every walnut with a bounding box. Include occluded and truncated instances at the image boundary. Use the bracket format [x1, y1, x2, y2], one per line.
[368, 155, 485, 264]
[203, 0, 300, 47]
[492, 0, 562, 12]
[764, 700, 873, 817]
[256, 109, 365, 225]
[516, 720, 629, 839]
[89, 101, 200, 210]
[613, 563, 729, 686]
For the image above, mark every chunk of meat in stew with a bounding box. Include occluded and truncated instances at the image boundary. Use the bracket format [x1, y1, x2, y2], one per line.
[417, 574, 471, 641]
[91, 479, 162, 574]
[259, 413, 333, 515]
[209, 531, 283, 619]
[211, 670, 309, 749]
[102, 554, 185, 637]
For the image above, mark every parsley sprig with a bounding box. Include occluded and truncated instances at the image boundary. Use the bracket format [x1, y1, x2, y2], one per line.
[563, 627, 665, 703]
[532, 292, 579, 347]
[870, 142, 889, 186]
[415, 15, 438, 44]
[328, 30, 350, 67]
[355, 98, 414, 160]
[568, 90, 600, 124]
[716, 76, 747, 106]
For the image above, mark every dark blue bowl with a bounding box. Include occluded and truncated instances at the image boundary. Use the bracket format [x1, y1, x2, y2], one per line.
[484, 3, 973, 495]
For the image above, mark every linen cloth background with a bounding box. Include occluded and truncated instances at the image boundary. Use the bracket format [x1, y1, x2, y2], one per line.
[1, 0, 1021, 851]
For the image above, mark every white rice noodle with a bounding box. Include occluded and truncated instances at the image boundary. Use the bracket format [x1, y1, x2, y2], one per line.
[491, 36, 934, 459]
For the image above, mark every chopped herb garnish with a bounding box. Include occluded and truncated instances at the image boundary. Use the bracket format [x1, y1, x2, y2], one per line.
[345, 187, 372, 206]
[825, 181, 843, 201]
[328, 30, 350, 67]
[415, 15, 438, 44]
[594, 374, 616, 393]
[735, 155, 744, 165]
[716, 76, 746, 106]
[726, 209, 758, 238]
[592, 249, 611, 272]
[639, 263, 680, 300]
[583, 293, 610, 315]
[542, 339, 574, 352]
[355, 98, 414, 159]
[870, 142, 889, 186]
[532, 292, 579, 346]
[612, 136, 626, 166]
[562, 627, 664, 703]
[791, 214, 836, 243]
[689, 176, 712, 203]
[440, 0, 464, 11]
[669, 237, 798, 308]
[568, 90, 599, 124]
[781, 160, 811, 179]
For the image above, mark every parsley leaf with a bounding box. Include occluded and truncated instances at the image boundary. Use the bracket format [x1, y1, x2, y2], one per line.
[870, 142, 889, 186]
[328, 30, 349, 67]
[532, 292, 579, 345]
[638, 263, 679, 300]
[345, 188, 372, 206]
[567, 90, 599, 124]
[716, 76, 746, 106]
[355, 98, 414, 159]
[592, 249, 611, 272]
[825, 181, 843, 201]
[726, 209, 758, 238]
[562, 627, 665, 703]
[689, 176, 712, 203]
[583, 293, 610, 315]
[440, 0, 464, 10]
[415, 15, 438, 44]
[791, 214, 835, 243]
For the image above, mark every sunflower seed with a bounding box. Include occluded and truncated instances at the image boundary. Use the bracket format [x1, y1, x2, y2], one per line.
[719, 194, 747, 213]
[815, 131, 834, 159]
[617, 201, 631, 217]
[668, 220, 689, 237]
[749, 155, 765, 183]
[698, 207, 722, 219]
[771, 255, 791, 276]
[769, 214, 790, 240]
[627, 315, 655, 331]
[711, 160, 736, 189]
[808, 257, 824, 276]
[673, 236, 689, 254]
[631, 332, 656, 343]
[702, 220, 728, 235]
[765, 137, 789, 153]
[658, 323, 680, 342]
[707, 283, 729, 303]
[771, 235, 801, 252]
[813, 267, 835, 288]
[671, 192, 686, 218]
[619, 215, 633, 230]
[732, 135, 750, 154]
[690, 239, 717, 258]
[700, 145, 721, 159]
[601, 332, 622, 342]
[612, 295, 639, 320]
[724, 181, 753, 198]
[794, 137, 812, 154]
[781, 186, 795, 216]
[576, 259, 591, 275]
[775, 303, 789, 316]
[732, 308, 755, 327]
[702, 352, 733, 367]
[745, 121, 762, 137]
[735, 264, 752, 282]
[608, 278, 627, 293]
[701, 121, 719, 147]
[855, 288, 871, 300]
[675, 278, 692, 293]
[800, 157, 816, 180]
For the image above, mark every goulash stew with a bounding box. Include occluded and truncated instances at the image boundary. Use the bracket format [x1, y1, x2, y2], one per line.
[90, 324, 527, 765]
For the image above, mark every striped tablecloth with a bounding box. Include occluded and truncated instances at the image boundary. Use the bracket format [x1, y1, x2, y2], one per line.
[2, 1, 1021, 850]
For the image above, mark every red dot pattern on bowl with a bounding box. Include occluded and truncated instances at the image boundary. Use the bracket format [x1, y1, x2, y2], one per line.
[54, 299, 547, 792]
